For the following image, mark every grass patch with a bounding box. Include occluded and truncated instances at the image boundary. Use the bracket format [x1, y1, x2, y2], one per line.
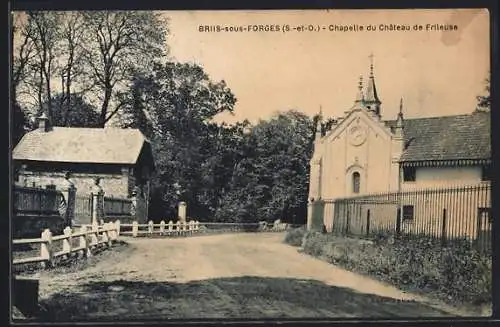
[289, 230, 492, 309]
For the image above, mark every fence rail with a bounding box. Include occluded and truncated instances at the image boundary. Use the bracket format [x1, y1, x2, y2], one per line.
[13, 186, 64, 216]
[324, 183, 491, 251]
[113, 219, 291, 237]
[12, 221, 120, 268]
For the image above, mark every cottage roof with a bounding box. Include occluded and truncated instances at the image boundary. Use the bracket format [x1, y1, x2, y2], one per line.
[384, 111, 490, 162]
[13, 127, 152, 165]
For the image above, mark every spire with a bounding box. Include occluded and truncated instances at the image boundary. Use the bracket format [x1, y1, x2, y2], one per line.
[395, 97, 404, 138]
[315, 106, 323, 139]
[354, 75, 364, 104]
[364, 53, 382, 115]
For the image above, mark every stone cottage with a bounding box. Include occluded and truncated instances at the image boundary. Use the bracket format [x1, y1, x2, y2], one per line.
[12, 113, 155, 223]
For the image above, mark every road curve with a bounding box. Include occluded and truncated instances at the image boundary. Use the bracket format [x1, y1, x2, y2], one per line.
[35, 233, 471, 320]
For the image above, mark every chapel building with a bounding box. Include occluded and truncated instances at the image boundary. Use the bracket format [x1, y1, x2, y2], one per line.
[307, 61, 491, 231]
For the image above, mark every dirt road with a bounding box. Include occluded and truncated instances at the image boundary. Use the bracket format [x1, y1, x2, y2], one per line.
[33, 233, 472, 320]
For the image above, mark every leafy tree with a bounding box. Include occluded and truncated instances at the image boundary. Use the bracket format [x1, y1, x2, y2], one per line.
[215, 110, 317, 224]
[476, 73, 490, 111]
[120, 62, 237, 220]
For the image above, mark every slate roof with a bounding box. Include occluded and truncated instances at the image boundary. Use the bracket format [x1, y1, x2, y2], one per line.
[13, 127, 151, 165]
[384, 111, 490, 162]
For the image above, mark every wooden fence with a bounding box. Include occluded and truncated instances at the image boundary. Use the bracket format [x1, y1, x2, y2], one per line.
[104, 196, 132, 216]
[13, 186, 64, 216]
[12, 221, 120, 268]
[116, 219, 290, 237]
[119, 220, 200, 237]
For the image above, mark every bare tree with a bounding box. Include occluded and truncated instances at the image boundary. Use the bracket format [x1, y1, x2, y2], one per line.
[21, 11, 62, 119]
[81, 11, 168, 127]
[11, 13, 36, 107]
[58, 12, 88, 125]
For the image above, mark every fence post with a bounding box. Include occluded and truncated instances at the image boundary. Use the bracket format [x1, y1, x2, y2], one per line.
[366, 209, 371, 237]
[62, 226, 72, 258]
[189, 220, 194, 235]
[115, 220, 121, 239]
[132, 221, 138, 237]
[441, 208, 447, 247]
[345, 205, 350, 235]
[168, 220, 173, 235]
[79, 226, 90, 257]
[91, 222, 99, 248]
[148, 220, 154, 236]
[101, 223, 110, 247]
[40, 229, 53, 269]
[195, 221, 199, 232]
[107, 223, 113, 246]
[182, 221, 187, 235]
[396, 208, 402, 235]
[160, 220, 165, 235]
[176, 221, 181, 236]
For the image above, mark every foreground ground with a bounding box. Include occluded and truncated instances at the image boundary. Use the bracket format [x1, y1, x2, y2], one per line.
[19, 233, 485, 320]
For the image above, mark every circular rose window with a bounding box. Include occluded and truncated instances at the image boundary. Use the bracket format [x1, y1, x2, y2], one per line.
[349, 125, 367, 146]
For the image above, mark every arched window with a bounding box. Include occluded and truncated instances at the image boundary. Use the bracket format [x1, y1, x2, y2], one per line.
[352, 172, 360, 194]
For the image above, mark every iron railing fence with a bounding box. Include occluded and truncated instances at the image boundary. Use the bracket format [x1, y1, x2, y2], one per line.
[324, 183, 491, 251]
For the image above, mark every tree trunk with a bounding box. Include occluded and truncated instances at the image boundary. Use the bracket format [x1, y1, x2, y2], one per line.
[45, 71, 52, 121]
[37, 68, 44, 114]
[99, 86, 112, 128]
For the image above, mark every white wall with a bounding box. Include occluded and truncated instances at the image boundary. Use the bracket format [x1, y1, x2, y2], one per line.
[401, 166, 483, 190]
[319, 110, 397, 199]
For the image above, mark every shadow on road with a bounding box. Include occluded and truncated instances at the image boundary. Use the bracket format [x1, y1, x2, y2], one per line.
[31, 276, 456, 322]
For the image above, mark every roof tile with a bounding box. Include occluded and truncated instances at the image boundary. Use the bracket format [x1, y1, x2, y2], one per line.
[384, 111, 490, 162]
[13, 127, 148, 165]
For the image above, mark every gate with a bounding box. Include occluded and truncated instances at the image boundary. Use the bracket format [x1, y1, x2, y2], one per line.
[74, 194, 93, 225]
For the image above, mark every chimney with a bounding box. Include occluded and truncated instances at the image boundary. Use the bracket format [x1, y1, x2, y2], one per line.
[35, 112, 50, 132]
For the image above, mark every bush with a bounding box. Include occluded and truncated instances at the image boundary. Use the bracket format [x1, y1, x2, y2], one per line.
[298, 232, 492, 307]
[283, 226, 307, 247]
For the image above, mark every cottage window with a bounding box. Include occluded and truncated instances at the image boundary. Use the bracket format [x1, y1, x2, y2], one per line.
[403, 167, 416, 182]
[481, 165, 491, 181]
[352, 172, 360, 194]
[402, 205, 414, 221]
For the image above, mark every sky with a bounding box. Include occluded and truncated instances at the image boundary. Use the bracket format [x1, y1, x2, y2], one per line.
[164, 9, 490, 124]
